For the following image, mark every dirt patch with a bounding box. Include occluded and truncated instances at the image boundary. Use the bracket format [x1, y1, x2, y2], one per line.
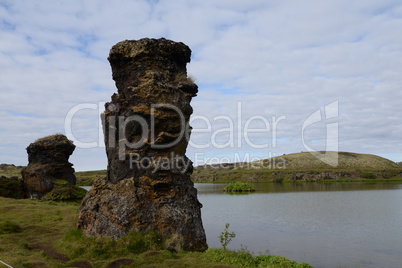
[21, 224, 70, 262]
[24, 225, 53, 234]
[31, 242, 70, 262]
[106, 259, 135, 268]
[22, 262, 49, 268]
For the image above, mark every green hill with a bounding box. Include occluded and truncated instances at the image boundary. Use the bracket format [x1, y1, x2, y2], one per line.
[192, 151, 402, 183]
[254, 151, 399, 170]
[0, 164, 106, 186]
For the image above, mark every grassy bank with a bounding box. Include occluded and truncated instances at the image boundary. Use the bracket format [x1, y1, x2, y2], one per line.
[192, 167, 402, 183]
[0, 197, 311, 268]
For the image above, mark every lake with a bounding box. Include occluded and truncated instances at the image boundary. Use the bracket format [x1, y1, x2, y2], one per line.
[197, 182, 402, 268]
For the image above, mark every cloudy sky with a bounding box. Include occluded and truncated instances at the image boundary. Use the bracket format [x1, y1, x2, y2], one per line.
[1, 0, 401, 171]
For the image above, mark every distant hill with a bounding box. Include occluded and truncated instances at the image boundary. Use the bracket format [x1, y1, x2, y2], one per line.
[0, 164, 106, 186]
[1, 152, 401, 185]
[192, 151, 402, 182]
[252, 151, 400, 170]
[0, 164, 24, 179]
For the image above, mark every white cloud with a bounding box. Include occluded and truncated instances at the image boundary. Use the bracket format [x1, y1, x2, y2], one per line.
[1, 0, 402, 170]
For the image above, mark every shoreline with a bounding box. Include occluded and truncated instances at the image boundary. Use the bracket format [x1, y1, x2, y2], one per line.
[0, 197, 311, 267]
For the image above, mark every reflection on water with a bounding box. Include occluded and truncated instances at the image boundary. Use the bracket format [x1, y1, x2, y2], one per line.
[196, 182, 402, 268]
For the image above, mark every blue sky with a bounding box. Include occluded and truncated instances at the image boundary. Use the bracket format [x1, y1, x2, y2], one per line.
[0, 0, 401, 171]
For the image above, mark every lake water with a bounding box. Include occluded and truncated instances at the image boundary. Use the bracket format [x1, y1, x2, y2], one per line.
[197, 182, 402, 268]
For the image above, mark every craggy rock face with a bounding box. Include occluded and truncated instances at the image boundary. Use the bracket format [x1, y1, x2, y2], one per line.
[21, 134, 77, 199]
[77, 38, 207, 251]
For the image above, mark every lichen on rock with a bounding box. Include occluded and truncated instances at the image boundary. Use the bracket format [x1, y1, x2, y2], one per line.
[77, 38, 207, 251]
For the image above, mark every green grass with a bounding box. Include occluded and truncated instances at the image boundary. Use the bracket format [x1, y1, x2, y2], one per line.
[75, 169, 107, 186]
[0, 221, 22, 234]
[205, 248, 311, 268]
[42, 183, 87, 201]
[0, 197, 311, 267]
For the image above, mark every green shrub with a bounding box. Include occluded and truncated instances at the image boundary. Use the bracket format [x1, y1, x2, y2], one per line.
[224, 182, 255, 192]
[42, 184, 87, 201]
[124, 231, 163, 254]
[361, 172, 375, 179]
[219, 223, 236, 250]
[0, 221, 22, 234]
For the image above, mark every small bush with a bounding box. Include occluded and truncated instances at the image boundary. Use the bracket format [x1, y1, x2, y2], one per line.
[64, 229, 84, 241]
[124, 230, 164, 254]
[361, 172, 375, 179]
[224, 182, 255, 192]
[42, 184, 87, 201]
[219, 223, 236, 250]
[0, 221, 22, 234]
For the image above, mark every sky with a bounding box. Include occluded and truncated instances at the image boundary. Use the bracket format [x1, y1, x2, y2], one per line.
[0, 0, 401, 171]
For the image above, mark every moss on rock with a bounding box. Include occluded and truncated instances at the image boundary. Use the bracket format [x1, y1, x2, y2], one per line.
[42, 184, 87, 201]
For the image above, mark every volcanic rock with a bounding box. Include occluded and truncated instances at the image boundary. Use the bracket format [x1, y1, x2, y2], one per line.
[77, 38, 207, 251]
[21, 134, 85, 200]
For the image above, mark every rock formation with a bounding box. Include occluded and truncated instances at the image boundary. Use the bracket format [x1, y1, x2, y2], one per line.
[77, 38, 207, 251]
[21, 134, 84, 200]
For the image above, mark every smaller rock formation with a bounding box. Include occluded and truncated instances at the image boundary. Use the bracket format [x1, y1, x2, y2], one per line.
[21, 134, 86, 200]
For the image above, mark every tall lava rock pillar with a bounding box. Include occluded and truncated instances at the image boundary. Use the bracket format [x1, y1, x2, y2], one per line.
[77, 38, 207, 251]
